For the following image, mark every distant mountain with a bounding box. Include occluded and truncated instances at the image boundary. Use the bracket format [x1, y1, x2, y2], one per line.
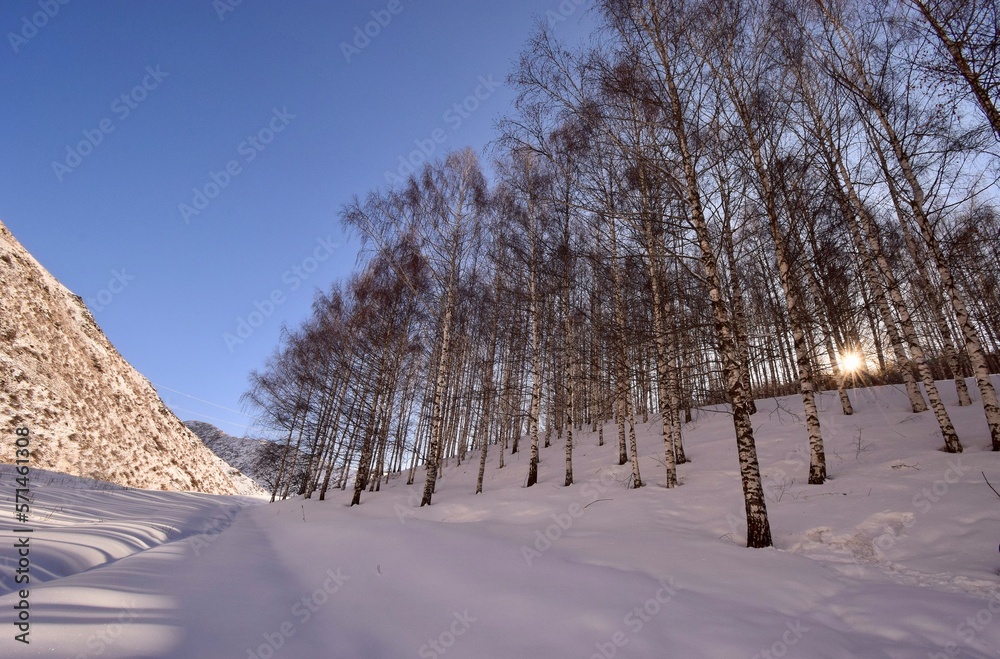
[184, 421, 283, 493]
[0, 219, 246, 495]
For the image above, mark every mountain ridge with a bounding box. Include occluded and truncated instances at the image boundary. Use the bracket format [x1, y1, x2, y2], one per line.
[185, 420, 284, 493]
[0, 218, 247, 494]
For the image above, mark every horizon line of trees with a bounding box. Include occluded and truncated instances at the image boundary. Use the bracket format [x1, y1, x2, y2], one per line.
[241, 0, 1000, 548]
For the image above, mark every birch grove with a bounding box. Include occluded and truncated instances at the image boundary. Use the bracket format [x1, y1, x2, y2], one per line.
[242, 0, 1000, 549]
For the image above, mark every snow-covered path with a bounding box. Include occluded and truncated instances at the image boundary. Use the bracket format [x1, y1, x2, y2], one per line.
[5, 486, 999, 658]
[3, 383, 1000, 657]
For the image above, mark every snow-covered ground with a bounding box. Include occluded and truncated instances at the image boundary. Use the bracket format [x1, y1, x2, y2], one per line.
[2, 380, 999, 658]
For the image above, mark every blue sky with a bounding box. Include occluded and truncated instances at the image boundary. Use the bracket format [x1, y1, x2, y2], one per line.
[1, 1, 594, 436]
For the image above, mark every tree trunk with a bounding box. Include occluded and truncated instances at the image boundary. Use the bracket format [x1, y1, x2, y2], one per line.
[817, 0, 1000, 449]
[421, 284, 455, 505]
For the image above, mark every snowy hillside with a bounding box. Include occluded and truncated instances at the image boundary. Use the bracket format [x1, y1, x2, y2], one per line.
[1, 381, 999, 658]
[0, 467, 255, 597]
[0, 220, 244, 495]
[185, 420, 289, 494]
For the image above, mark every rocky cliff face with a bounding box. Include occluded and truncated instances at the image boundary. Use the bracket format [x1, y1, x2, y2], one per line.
[0, 219, 243, 494]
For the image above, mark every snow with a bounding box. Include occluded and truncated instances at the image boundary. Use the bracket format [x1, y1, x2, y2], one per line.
[2, 380, 1000, 658]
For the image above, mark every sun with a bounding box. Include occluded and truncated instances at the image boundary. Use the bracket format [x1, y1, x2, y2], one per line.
[841, 352, 863, 374]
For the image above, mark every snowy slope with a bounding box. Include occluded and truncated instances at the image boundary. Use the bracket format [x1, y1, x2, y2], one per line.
[0, 467, 255, 598]
[0, 220, 244, 495]
[1, 380, 999, 658]
[184, 420, 292, 494]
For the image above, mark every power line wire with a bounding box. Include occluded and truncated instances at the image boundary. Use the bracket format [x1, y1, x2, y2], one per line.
[152, 383, 251, 417]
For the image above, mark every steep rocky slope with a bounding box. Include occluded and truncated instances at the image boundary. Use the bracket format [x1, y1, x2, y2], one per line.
[0, 219, 243, 494]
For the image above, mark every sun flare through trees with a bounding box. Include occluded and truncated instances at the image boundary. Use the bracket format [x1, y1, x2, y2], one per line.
[242, 0, 1000, 549]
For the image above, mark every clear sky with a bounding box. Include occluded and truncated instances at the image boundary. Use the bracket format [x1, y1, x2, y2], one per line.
[1, 1, 594, 436]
